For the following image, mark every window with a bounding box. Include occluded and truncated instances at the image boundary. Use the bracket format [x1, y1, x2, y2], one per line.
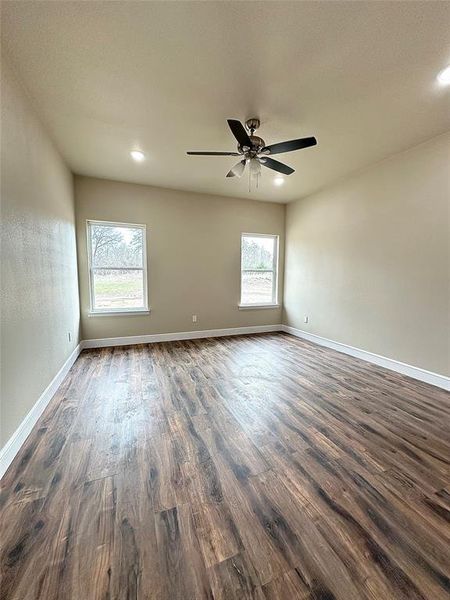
[87, 220, 148, 314]
[240, 233, 279, 307]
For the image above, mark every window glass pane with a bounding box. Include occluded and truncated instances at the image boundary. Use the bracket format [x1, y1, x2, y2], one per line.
[90, 224, 143, 268]
[242, 235, 274, 270]
[92, 269, 144, 309]
[241, 271, 274, 305]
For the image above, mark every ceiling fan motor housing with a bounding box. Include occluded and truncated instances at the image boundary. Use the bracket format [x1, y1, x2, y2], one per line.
[238, 137, 266, 156]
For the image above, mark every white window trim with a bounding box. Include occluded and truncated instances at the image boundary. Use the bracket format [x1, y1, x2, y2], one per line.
[87, 219, 149, 316]
[240, 232, 279, 308]
[238, 303, 280, 310]
[87, 309, 151, 317]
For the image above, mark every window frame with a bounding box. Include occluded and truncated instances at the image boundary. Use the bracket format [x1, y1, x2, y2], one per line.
[86, 219, 149, 315]
[239, 232, 280, 309]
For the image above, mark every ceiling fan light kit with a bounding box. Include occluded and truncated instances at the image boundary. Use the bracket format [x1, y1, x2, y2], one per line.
[226, 159, 246, 178]
[187, 117, 317, 188]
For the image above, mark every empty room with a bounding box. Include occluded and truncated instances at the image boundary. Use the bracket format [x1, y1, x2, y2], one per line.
[1, 1, 449, 599]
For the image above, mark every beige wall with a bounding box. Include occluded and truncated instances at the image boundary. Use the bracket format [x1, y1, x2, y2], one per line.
[1, 60, 80, 446]
[284, 133, 450, 376]
[75, 176, 284, 340]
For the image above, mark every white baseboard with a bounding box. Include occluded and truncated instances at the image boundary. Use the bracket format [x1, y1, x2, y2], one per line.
[0, 343, 83, 479]
[282, 325, 450, 391]
[82, 324, 283, 349]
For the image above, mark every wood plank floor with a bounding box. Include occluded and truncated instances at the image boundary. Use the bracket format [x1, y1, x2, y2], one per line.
[1, 333, 449, 600]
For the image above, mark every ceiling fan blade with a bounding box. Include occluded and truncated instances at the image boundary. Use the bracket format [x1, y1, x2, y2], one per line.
[227, 120, 253, 149]
[260, 157, 294, 175]
[226, 159, 246, 178]
[187, 151, 240, 156]
[261, 136, 317, 156]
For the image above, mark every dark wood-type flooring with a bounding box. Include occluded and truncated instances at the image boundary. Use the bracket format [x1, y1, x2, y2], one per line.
[1, 333, 450, 600]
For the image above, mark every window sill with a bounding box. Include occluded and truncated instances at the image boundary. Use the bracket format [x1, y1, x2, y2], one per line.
[88, 309, 151, 317]
[238, 304, 280, 310]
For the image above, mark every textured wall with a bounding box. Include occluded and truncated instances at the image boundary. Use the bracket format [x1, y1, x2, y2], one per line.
[1, 60, 80, 446]
[284, 133, 450, 376]
[75, 176, 284, 340]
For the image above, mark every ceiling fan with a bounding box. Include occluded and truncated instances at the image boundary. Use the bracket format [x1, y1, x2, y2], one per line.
[187, 118, 317, 179]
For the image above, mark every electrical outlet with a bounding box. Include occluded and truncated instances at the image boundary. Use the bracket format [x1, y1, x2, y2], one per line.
[192, 315, 197, 323]
[304, 316, 309, 324]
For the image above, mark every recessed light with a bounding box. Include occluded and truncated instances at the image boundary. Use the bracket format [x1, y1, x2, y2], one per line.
[273, 176, 284, 186]
[437, 65, 450, 86]
[130, 150, 146, 162]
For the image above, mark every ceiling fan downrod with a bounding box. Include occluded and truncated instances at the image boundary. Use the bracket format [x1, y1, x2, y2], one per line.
[243, 118, 265, 155]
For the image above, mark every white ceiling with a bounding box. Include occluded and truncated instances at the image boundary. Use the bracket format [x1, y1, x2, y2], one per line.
[2, 1, 450, 203]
